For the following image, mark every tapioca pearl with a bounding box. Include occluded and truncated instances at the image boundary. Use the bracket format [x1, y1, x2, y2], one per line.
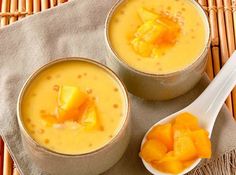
[53, 85, 59, 92]
[31, 124, 36, 128]
[113, 104, 119, 109]
[114, 87, 118, 92]
[158, 67, 163, 71]
[88, 143, 93, 147]
[38, 128, 45, 134]
[83, 73, 87, 76]
[191, 36, 196, 39]
[46, 75, 52, 80]
[100, 126, 105, 131]
[77, 74, 82, 79]
[109, 135, 113, 139]
[167, 6, 172, 10]
[181, 7, 186, 12]
[40, 109, 46, 114]
[92, 96, 96, 101]
[26, 118, 31, 123]
[120, 10, 125, 15]
[31, 93, 37, 97]
[86, 88, 93, 94]
[114, 18, 119, 23]
[55, 74, 61, 78]
[110, 119, 114, 123]
[44, 139, 50, 144]
[176, 11, 182, 16]
[30, 130, 35, 134]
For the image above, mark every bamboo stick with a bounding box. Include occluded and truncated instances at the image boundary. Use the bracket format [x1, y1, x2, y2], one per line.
[0, 11, 28, 16]
[3, 146, 13, 175]
[224, 0, 236, 118]
[208, 0, 221, 84]
[208, 0, 219, 46]
[33, 0, 40, 13]
[9, 0, 17, 24]
[206, 49, 214, 80]
[233, 0, 236, 42]
[197, 0, 215, 80]
[41, 0, 48, 10]
[1, 0, 10, 26]
[224, 0, 235, 53]
[26, 0, 33, 16]
[212, 46, 221, 74]
[18, 0, 26, 19]
[50, 0, 56, 7]
[0, 138, 3, 175]
[231, 0, 236, 118]
[216, 0, 233, 113]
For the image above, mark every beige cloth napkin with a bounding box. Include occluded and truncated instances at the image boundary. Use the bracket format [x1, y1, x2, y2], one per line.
[0, 0, 236, 174]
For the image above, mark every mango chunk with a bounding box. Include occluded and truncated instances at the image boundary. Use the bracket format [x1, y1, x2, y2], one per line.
[131, 9, 181, 58]
[138, 8, 158, 22]
[191, 130, 211, 158]
[81, 103, 100, 130]
[147, 123, 173, 150]
[183, 160, 195, 168]
[131, 38, 153, 57]
[140, 139, 167, 162]
[173, 112, 200, 131]
[58, 85, 88, 111]
[174, 134, 198, 161]
[135, 20, 166, 43]
[152, 152, 184, 174]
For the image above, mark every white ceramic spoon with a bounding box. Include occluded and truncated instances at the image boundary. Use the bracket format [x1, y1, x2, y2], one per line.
[141, 51, 236, 175]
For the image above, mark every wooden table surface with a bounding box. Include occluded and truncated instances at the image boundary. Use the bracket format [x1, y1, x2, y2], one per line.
[0, 0, 236, 174]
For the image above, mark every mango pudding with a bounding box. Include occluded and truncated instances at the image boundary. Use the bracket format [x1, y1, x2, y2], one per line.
[20, 60, 127, 155]
[140, 113, 211, 174]
[108, 0, 209, 74]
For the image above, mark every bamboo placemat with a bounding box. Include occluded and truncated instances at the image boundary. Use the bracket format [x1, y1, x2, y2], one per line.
[0, 0, 236, 174]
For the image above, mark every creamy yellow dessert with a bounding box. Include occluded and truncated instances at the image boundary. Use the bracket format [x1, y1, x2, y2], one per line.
[109, 0, 209, 74]
[21, 60, 126, 154]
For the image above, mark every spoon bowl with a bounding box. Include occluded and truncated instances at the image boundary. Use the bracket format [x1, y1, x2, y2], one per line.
[141, 51, 236, 175]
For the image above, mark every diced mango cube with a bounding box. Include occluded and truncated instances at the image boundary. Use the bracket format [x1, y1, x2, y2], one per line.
[174, 134, 198, 161]
[131, 38, 153, 57]
[81, 103, 100, 130]
[147, 123, 173, 150]
[138, 8, 158, 22]
[183, 160, 195, 168]
[173, 112, 200, 131]
[135, 20, 165, 43]
[140, 139, 167, 162]
[152, 152, 184, 174]
[56, 105, 87, 123]
[58, 85, 88, 111]
[191, 130, 211, 158]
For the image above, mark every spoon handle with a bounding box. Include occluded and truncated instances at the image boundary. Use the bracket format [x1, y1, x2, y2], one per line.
[189, 51, 236, 133]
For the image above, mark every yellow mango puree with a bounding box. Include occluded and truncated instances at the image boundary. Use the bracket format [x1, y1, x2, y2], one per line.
[21, 60, 126, 154]
[109, 0, 209, 74]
